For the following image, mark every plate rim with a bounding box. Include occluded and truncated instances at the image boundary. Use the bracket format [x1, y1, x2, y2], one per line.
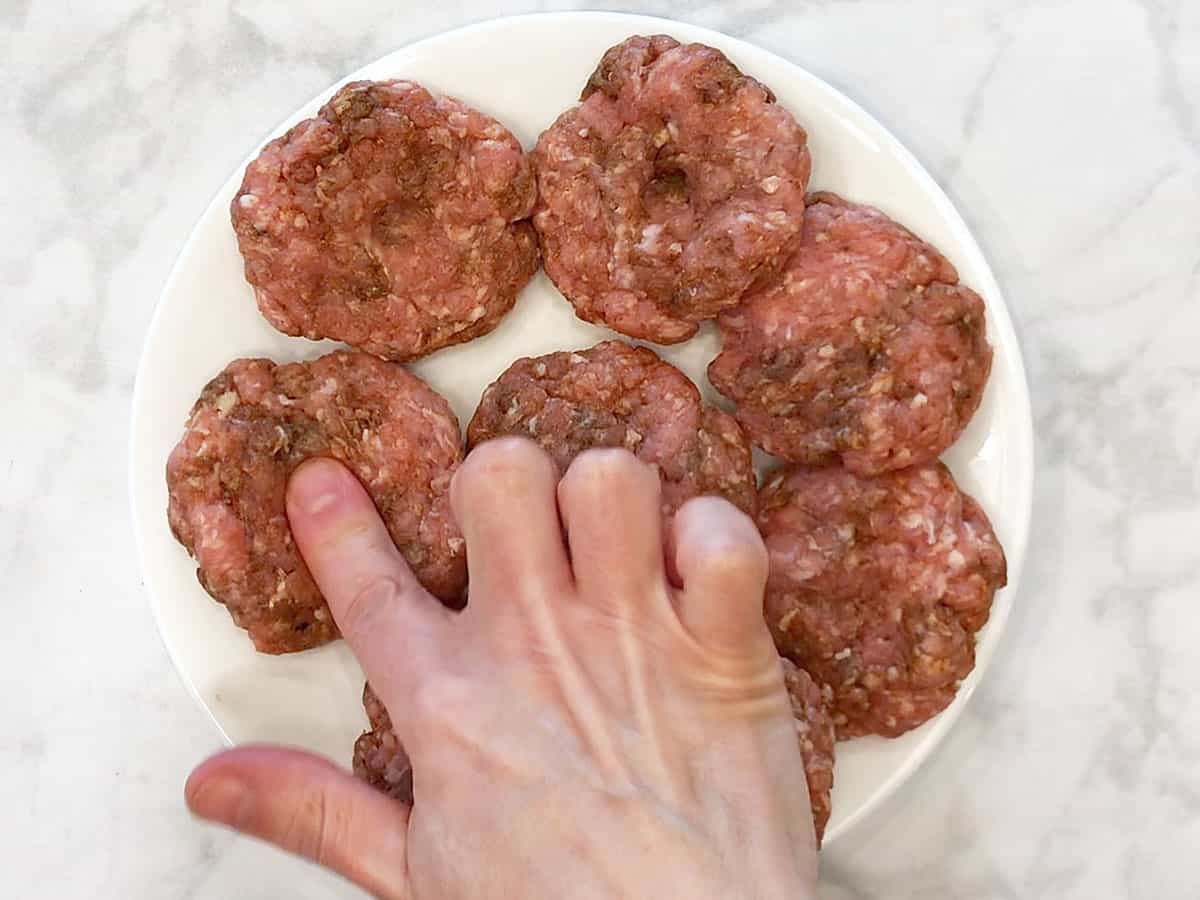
[129, 9, 1034, 848]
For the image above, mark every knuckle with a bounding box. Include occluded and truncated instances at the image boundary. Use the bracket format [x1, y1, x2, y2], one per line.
[282, 787, 340, 864]
[340, 574, 405, 637]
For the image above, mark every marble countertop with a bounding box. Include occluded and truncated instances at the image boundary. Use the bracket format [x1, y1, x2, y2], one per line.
[4, 1, 1198, 897]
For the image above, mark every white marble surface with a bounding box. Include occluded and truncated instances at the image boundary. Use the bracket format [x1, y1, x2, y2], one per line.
[2, 1, 1197, 897]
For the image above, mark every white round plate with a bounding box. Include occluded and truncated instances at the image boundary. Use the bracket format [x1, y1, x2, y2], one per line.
[131, 11, 1032, 850]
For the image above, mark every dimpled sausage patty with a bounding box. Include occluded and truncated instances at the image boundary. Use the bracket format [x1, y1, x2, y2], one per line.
[467, 340, 757, 519]
[232, 80, 539, 362]
[760, 462, 1006, 738]
[166, 351, 466, 653]
[709, 193, 992, 474]
[533, 35, 811, 343]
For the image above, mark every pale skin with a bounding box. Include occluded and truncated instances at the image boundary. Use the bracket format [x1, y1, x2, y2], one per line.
[185, 437, 819, 899]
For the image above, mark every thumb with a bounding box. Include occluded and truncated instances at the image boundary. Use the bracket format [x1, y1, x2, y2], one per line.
[186, 746, 411, 899]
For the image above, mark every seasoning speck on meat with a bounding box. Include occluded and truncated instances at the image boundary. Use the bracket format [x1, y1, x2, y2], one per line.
[166, 351, 466, 653]
[466, 340, 757, 519]
[760, 462, 1006, 738]
[709, 192, 992, 474]
[231, 80, 540, 362]
[533, 35, 811, 343]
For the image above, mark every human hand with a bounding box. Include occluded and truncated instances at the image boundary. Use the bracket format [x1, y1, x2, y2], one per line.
[185, 438, 818, 899]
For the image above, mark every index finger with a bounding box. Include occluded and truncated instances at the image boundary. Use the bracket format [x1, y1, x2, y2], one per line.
[287, 458, 450, 717]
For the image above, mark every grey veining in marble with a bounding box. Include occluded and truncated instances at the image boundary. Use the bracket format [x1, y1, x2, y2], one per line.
[2, 1, 1198, 898]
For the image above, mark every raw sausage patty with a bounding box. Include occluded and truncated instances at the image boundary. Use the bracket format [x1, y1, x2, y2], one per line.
[166, 351, 466, 653]
[354, 682, 413, 803]
[533, 35, 811, 343]
[466, 341, 757, 518]
[760, 462, 1006, 738]
[782, 659, 836, 843]
[232, 80, 539, 362]
[709, 193, 992, 474]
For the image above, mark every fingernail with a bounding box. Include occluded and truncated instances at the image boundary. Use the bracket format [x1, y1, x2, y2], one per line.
[289, 459, 348, 517]
[188, 774, 252, 826]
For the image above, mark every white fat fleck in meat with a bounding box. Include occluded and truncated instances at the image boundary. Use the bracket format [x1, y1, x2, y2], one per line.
[215, 391, 238, 416]
[761, 176, 781, 194]
[238, 194, 258, 208]
[635, 223, 664, 253]
[910, 393, 929, 408]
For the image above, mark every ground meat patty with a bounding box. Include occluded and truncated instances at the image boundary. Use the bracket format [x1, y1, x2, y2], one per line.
[781, 658, 836, 843]
[533, 35, 811, 343]
[709, 193, 992, 474]
[354, 682, 413, 803]
[231, 80, 539, 362]
[466, 341, 757, 518]
[760, 462, 1006, 738]
[166, 351, 466, 653]
[353, 671, 834, 842]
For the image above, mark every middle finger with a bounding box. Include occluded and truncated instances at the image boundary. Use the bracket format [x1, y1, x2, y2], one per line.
[451, 437, 574, 614]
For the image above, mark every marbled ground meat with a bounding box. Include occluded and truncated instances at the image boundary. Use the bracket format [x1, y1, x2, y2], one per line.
[760, 462, 1006, 738]
[781, 658, 836, 844]
[533, 35, 810, 343]
[353, 682, 413, 803]
[709, 193, 992, 474]
[466, 340, 757, 518]
[231, 80, 539, 362]
[166, 351, 466, 653]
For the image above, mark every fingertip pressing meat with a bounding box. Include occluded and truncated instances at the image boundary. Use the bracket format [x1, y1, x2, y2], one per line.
[165, 351, 466, 654]
[231, 80, 540, 362]
[709, 193, 992, 474]
[781, 658, 836, 844]
[760, 462, 1006, 739]
[533, 35, 811, 343]
[466, 340, 757, 519]
[354, 682, 413, 803]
